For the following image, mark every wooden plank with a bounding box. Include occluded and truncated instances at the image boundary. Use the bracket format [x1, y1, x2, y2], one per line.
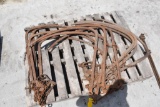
[39, 23, 47, 50]
[100, 13, 116, 60]
[106, 29, 131, 82]
[112, 31, 141, 81]
[92, 14, 104, 63]
[93, 13, 102, 21]
[93, 13, 131, 82]
[102, 12, 142, 81]
[67, 19, 88, 95]
[102, 12, 113, 22]
[84, 15, 102, 86]
[51, 47, 68, 101]
[62, 40, 82, 97]
[111, 11, 152, 79]
[93, 14, 129, 83]
[117, 43, 140, 81]
[101, 14, 131, 82]
[41, 50, 55, 103]
[58, 21, 82, 97]
[47, 22, 68, 101]
[80, 16, 94, 62]
[39, 24, 55, 104]
[85, 15, 100, 66]
[71, 42, 89, 95]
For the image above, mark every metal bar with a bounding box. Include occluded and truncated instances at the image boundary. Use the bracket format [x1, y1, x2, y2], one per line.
[140, 34, 160, 88]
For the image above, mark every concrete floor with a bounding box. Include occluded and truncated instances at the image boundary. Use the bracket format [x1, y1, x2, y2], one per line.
[0, 0, 160, 107]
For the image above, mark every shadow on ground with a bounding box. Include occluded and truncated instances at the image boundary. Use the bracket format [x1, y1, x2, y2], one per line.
[76, 85, 129, 107]
[0, 31, 3, 65]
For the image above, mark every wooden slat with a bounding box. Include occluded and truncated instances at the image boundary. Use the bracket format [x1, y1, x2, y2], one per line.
[79, 16, 94, 62]
[39, 23, 47, 50]
[71, 42, 89, 95]
[93, 13, 102, 21]
[48, 22, 68, 101]
[112, 31, 142, 81]
[104, 12, 143, 81]
[101, 13, 131, 82]
[107, 29, 131, 82]
[68, 19, 88, 95]
[38, 24, 55, 103]
[85, 15, 100, 66]
[100, 13, 116, 60]
[60, 21, 82, 97]
[41, 50, 55, 103]
[62, 40, 82, 97]
[111, 11, 152, 78]
[92, 14, 104, 63]
[51, 47, 68, 101]
[118, 43, 140, 81]
[84, 15, 102, 86]
[102, 12, 113, 22]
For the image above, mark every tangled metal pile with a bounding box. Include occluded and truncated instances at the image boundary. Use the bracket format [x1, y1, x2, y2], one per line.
[25, 20, 150, 106]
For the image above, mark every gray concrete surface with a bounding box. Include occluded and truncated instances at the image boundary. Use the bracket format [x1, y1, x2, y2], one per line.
[0, 0, 160, 107]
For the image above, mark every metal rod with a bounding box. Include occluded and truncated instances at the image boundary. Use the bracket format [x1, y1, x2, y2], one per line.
[140, 34, 160, 89]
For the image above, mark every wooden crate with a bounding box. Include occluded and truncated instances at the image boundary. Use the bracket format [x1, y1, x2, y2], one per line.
[25, 11, 153, 107]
